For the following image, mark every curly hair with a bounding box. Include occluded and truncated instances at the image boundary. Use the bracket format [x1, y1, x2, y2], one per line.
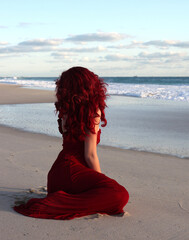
[55, 66, 108, 141]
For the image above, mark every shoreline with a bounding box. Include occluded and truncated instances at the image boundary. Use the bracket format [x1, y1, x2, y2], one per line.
[1, 124, 188, 160]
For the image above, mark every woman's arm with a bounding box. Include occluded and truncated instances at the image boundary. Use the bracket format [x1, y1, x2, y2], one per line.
[84, 110, 101, 173]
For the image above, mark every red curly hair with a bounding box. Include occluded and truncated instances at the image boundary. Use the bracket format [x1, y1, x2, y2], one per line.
[55, 66, 108, 141]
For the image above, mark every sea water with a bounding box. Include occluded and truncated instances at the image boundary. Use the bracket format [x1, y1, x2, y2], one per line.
[0, 96, 188, 158]
[0, 76, 189, 102]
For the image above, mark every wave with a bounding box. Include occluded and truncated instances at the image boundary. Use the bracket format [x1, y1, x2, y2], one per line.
[0, 77, 54, 90]
[108, 83, 189, 102]
[0, 78, 189, 102]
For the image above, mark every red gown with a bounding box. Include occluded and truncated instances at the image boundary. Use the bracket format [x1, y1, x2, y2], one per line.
[14, 129, 129, 220]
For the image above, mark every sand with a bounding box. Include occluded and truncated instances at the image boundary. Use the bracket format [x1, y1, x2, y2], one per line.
[0, 83, 55, 104]
[0, 84, 189, 240]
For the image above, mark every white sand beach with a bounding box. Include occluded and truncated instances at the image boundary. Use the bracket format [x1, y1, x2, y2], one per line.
[0, 84, 189, 240]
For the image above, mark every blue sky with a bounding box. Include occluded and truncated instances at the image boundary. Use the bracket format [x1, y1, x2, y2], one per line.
[1, 0, 189, 76]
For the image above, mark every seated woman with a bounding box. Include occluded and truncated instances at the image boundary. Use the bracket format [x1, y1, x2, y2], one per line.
[14, 66, 129, 220]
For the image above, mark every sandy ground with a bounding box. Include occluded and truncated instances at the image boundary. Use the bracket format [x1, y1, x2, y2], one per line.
[0, 84, 189, 240]
[0, 83, 55, 104]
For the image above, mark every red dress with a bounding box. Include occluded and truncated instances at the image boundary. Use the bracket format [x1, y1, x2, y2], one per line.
[14, 129, 129, 220]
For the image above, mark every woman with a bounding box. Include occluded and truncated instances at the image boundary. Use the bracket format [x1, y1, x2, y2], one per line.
[14, 66, 129, 220]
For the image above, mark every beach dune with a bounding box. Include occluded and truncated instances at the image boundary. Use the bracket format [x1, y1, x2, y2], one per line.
[0, 84, 189, 240]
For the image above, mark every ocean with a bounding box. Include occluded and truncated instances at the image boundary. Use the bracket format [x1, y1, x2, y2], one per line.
[0, 77, 189, 158]
[0, 76, 189, 101]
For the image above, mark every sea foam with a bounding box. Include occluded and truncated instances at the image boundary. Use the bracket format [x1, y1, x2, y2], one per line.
[0, 77, 189, 102]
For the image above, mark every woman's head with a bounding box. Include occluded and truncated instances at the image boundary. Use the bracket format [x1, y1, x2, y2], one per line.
[55, 66, 108, 140]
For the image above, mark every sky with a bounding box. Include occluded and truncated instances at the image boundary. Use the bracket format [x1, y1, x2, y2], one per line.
[0, 0, 189, 77]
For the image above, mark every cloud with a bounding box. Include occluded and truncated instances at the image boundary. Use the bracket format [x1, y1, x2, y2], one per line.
[17, 22, 48, 28]
[65, 32, 129, 42]
[18, 22, 33, 28]
[109, 40, 189, 49]
[0, 39, 106, 56]
[138, 51, 186, 59]
[79, 57, 92, 62]
[103, 51, 188, 63]
[51, 46, 106, 60]
[108, 41, 148, 49]
[0, 41, 9, 46]
[143, 40, 189, 48]
[0, 38, 63, 55]
[0, 45, 57, 54]
[105, 53, 133, 61]
[58, 46, 106, 53]
[51, 52, 76, 62]
[0, 25, 8, 28]
[51, 52, 76, 58]
[19, 39, 63, 46]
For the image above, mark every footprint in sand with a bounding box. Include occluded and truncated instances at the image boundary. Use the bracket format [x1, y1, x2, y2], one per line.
[28, 186, 47, 194]
[111, 211, 131, 217]
[178, 199, 189, 214]
[14, 186, 47, 206]
[84, 213, 104, 220]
